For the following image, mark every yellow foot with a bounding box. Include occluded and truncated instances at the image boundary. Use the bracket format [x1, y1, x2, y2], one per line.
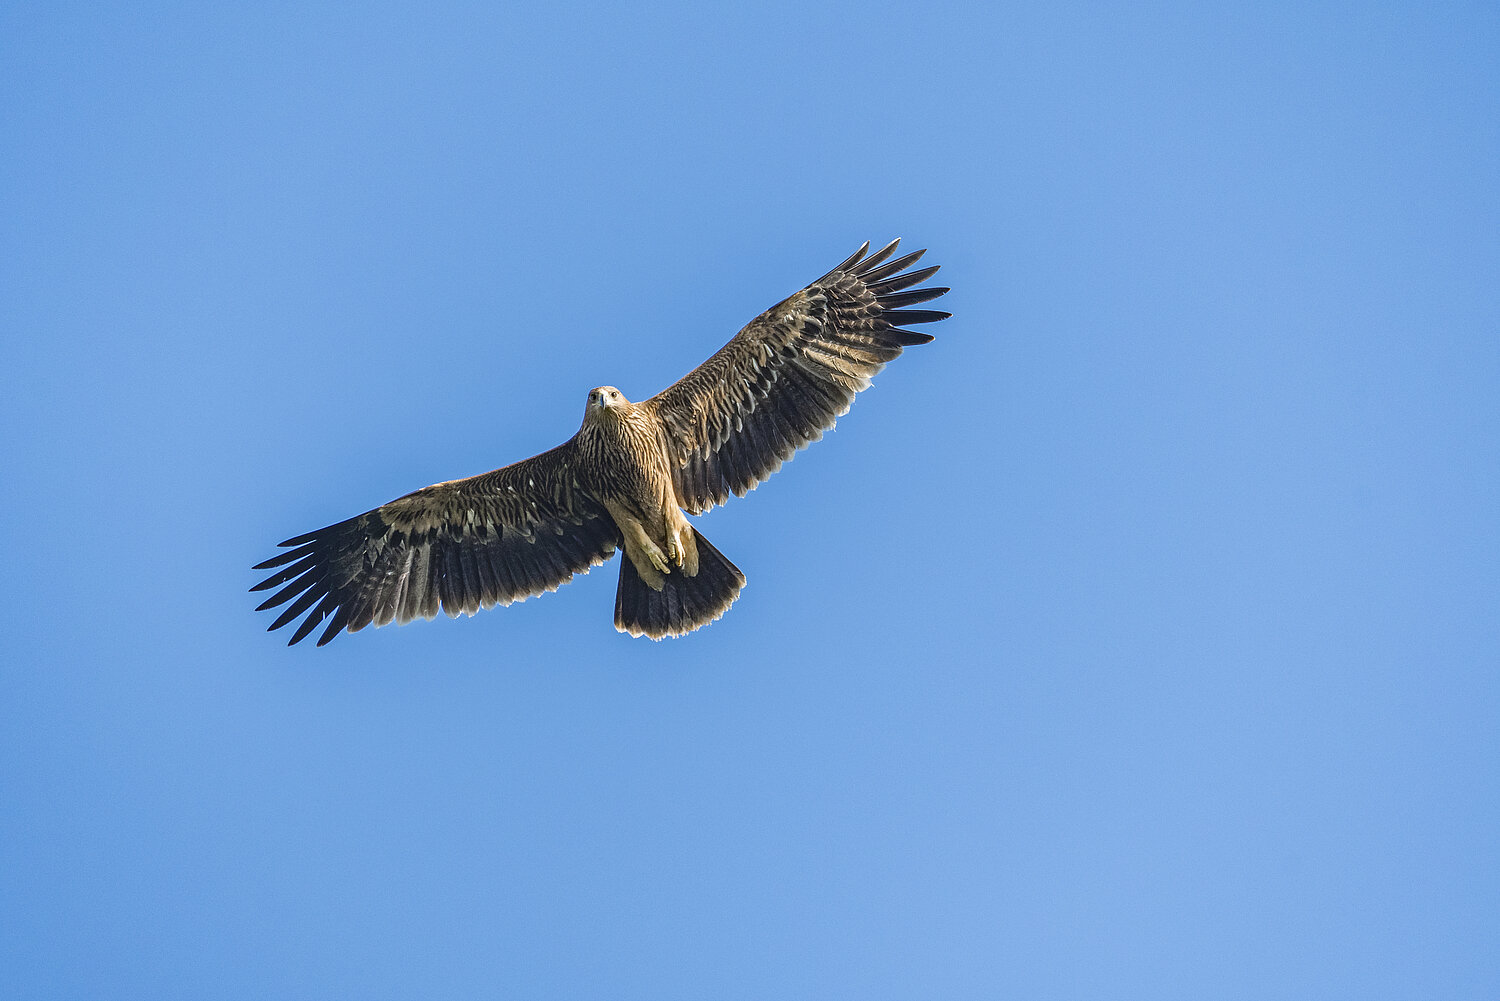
[667, 525, 699, 576]
[644, 540, 671, 575]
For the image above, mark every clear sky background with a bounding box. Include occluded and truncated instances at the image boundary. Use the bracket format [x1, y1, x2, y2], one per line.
[2, 3, 1496, 998]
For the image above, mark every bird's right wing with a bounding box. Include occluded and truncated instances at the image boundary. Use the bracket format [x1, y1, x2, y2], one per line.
[646, 239, 949, 514]
[251, 441, 620, 645]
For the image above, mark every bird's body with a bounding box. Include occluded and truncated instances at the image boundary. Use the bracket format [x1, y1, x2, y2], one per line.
[253, 239, 950, 644]
[577, 387, 705, 590]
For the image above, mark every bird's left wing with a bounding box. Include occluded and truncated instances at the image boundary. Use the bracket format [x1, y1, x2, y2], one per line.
[647, 239, 949, 514]
[251, 441, 619, 645]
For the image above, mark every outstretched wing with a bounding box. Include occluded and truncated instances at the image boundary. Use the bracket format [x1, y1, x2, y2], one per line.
[251, 441, 619, 646]
[647, 239, 949, 514]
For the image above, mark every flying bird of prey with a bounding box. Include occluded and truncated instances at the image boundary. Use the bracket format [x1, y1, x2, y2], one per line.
[252, 239, 950, 644]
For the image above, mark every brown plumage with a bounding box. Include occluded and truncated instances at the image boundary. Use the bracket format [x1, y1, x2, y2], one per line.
[252, 239, 950, 644]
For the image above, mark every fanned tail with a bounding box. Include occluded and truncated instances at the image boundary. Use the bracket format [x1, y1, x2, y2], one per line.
[614, 528, 745, 639]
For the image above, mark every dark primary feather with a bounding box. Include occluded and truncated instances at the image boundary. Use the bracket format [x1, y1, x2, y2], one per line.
[647, 239, 950, 514]
[251, 442, 620, 645]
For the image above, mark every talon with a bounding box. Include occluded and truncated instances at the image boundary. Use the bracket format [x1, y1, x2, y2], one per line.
[675, 525, 699, 576]
[647, 543, 671, 575]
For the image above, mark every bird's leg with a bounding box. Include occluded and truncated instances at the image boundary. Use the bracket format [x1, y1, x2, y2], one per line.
[608, 508, 670, 590]
[664, 508, 699, 577]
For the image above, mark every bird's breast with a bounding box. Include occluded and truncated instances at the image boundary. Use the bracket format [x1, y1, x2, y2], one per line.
[579, 410, 672, 509]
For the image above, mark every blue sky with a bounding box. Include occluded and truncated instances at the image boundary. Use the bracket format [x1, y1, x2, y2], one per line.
[2, 2, 1496, 997]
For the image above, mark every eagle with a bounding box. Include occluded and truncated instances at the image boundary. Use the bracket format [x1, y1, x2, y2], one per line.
[252, 239, 950, 644]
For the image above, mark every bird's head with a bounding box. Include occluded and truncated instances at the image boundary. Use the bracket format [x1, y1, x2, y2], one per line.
[586, 386, 628, 417]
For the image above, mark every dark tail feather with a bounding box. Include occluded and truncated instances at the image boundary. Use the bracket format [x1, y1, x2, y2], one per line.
[614, 528, 746, 639]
